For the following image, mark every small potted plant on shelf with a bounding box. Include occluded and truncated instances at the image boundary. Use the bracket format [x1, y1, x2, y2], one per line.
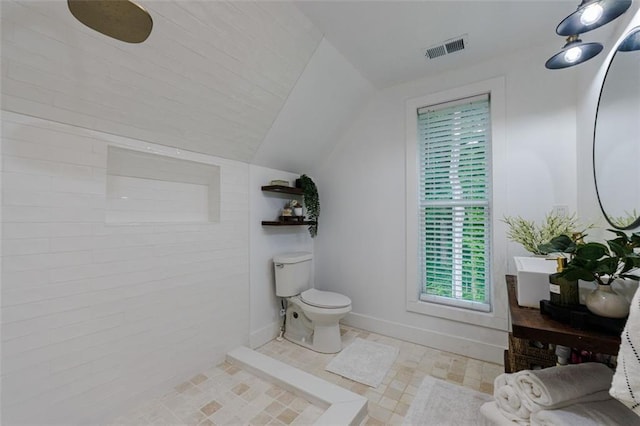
[289, 200, 303, 217]
[297, 174, 319, 237]
[551, 230, 640, 318]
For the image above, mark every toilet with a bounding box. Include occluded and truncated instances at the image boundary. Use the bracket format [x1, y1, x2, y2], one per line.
[274, 252, 351, 353]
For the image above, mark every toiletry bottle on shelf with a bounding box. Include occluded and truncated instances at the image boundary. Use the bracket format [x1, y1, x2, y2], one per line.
[555, 345, 571, 366]
[549, 257, 579, 306]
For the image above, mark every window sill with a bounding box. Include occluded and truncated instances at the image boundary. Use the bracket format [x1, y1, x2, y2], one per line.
[406, 299, 508, 331]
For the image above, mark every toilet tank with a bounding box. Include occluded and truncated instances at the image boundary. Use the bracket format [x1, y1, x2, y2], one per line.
[274, 252, 313, 297]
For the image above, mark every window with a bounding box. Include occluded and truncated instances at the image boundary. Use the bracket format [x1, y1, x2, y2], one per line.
[417, 94, 491, 312]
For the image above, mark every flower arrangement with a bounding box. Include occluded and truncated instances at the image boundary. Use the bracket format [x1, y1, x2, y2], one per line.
[502, 211, 591, 255]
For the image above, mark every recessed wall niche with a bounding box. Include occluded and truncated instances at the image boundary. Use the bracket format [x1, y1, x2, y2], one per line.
[106, 146, 220, 224]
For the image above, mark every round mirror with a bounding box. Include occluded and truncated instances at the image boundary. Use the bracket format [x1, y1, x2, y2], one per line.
[594, 26, 640, 230]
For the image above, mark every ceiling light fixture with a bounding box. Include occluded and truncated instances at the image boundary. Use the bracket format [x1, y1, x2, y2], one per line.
[546, 1, 632, 70]
[556, 0, 632, 36]
[617, 26, 640, 51]
[545, 35, 604, 69]
[67, 0, 153, 43]
[580, 3, 604, 25]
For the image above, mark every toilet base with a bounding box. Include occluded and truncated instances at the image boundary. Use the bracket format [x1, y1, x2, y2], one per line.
[283, 306, 344, 353]
[284, 332, 315, 352]
[284, 322, 343, 354]
[311, 323, 343, 353]
[283, 296, 349, 354]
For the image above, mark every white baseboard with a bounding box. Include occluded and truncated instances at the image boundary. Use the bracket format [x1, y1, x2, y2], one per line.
[342, 312, 506, 364]
[249, 320, 282, 349]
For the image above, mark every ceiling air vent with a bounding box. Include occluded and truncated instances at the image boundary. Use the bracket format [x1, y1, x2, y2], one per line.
[425, 45, 447, 59]
[424, 34, 468, 60]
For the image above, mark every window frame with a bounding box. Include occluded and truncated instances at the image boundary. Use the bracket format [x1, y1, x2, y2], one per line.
[405, 77, 508, 331]
[417, 93, 492, 312]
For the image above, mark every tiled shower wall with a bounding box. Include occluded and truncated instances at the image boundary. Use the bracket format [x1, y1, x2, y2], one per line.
[0, 111, 250, 425]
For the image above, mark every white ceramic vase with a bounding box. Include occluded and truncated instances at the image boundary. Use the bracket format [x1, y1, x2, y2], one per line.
[294, 207, 303, 217]
[585, 284, 630, 319]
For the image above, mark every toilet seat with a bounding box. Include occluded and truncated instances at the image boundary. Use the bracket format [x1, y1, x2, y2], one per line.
[300, 288, 351, 309]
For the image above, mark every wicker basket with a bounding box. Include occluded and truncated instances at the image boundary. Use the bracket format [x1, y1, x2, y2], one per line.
[506, 333, 557, 372]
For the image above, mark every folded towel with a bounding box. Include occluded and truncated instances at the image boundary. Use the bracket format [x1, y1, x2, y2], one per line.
[493, 373, 530, 422]
[514, 363, 613, 410]
[610, 286, 640, 417]
[530, 398, 640, 426]
[480, 401, 523, 426]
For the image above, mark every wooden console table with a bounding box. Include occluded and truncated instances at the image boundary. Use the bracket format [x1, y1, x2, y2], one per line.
[507, 275, 621, 356]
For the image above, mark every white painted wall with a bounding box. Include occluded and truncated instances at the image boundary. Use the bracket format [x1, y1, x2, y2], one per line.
[247, 36, 371, 348]
[312, 42, 579, 363]
[252, 38, 374, 173]
[0, 112, 250, 425]
[248, 166, 314, 348]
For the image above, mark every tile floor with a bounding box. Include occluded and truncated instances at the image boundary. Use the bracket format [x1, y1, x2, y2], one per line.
[112, 325, 503, 425]
[111, 362, 325, 425]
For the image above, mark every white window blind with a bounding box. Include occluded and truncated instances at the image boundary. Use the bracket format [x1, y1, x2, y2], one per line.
[417, 94, 491, 312]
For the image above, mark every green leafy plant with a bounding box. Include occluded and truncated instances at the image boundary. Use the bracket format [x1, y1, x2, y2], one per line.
[299, 174, 319, 237]
[537, 232, 582, 257]
[553, 230, 640, 285]
[502, 211, 590, 255]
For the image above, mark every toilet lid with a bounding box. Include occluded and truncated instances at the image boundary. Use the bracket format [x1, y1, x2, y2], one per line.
[300, 288, 351, 309]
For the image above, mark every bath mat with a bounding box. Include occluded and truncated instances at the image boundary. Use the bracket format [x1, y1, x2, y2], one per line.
[324, 338, 398, 388]
[403, 376, 492, 426]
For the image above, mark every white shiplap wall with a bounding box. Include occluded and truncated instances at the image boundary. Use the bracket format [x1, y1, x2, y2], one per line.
[1, 111, 250, 424]
[0, 0, 322, 162]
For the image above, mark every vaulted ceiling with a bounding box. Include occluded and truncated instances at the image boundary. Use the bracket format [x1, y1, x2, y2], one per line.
[1, 0, 322, 162]
[0, 1, 622, 169]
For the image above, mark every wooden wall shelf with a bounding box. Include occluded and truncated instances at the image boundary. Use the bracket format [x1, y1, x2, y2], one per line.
[261, 221, 315, 226]
[261, 185, 309, 228]
[261, 185, 303, 195]
[506, 275, 620, 355]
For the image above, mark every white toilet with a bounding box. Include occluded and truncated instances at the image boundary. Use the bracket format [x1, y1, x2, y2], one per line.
[274, 252, 351, 353]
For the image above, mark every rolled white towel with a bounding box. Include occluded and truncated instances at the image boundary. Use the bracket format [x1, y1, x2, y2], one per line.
[514, 363, 613, 410]
[494, 373, 510, 390]
[532, 389, 614, 411]
[493, 374, 530, 422]
[480, 401, 524, 426]
[530, 398, 640, 426]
